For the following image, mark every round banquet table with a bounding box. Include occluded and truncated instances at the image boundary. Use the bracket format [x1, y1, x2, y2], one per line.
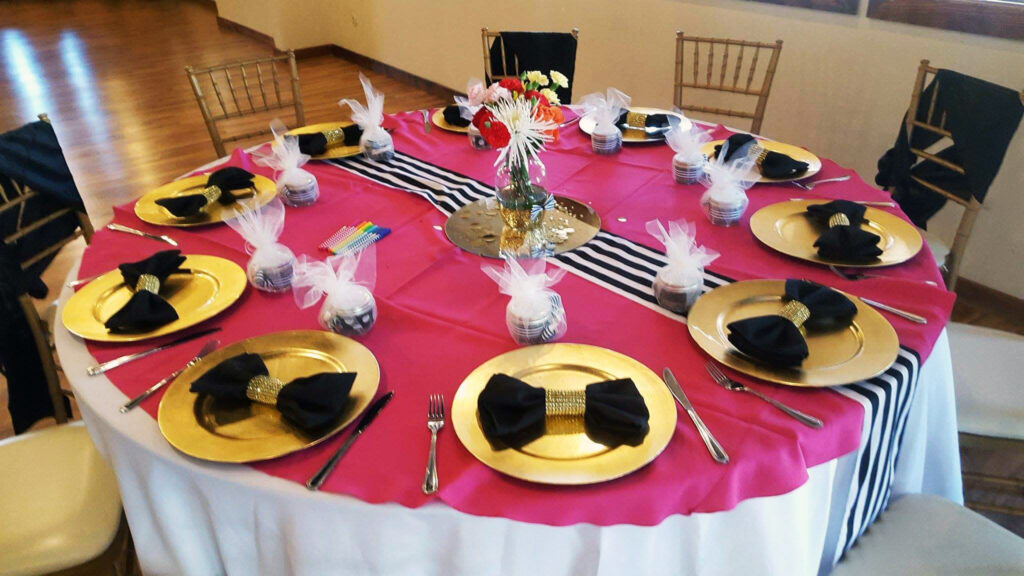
[56, 111, 963, 576]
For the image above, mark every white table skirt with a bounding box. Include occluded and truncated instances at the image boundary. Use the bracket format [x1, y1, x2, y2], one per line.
[54, 262, 962, 576]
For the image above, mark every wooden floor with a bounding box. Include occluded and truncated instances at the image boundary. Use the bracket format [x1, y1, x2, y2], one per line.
[1, 0, 1021, 539]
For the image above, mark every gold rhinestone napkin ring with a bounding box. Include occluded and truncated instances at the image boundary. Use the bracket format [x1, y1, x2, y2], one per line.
[828, 213, 851, 227]
[134, 274, 160, 294]
[753, 146, 769, 168]
[246, 375, 285, 405]
[201, 185, 222, 204]
[323, 127, 348, 146]
[545, 388, 586, 417]
[625, 111, 648, 128]
[779, 300, 811, 328]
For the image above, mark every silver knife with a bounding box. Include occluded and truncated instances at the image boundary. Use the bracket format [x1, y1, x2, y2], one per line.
[88, 327, 221, 376]
[119, 339, 219, 413]
[107, 223, 178, 247]
[663, 368, 730, 464]
[859, 297, 928, 325]
[421, 109, 431, 133]
[307, 390, 395, 491]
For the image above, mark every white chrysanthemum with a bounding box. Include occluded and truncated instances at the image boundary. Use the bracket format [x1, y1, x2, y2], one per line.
[540, 88, 560, 106]
[489, 97, 557, 169]
[550, 70, 569, 89]
[525, 70, 549, 87]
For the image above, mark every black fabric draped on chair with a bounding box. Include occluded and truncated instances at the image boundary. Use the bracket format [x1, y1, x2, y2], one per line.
[0, 119, 87, 433]
[487, 31, 578, 104]
[875, 69, 1023, 229]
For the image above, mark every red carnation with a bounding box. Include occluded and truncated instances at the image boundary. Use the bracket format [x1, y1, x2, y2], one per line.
[472, 108, 510, 148]
[498, 77, 524, 94]
[523, 90, 550, 107]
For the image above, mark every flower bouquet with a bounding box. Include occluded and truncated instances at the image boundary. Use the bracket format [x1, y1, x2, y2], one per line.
[470, 70, 569, 232]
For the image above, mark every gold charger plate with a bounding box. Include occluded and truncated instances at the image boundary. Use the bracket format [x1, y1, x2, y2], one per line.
[687, 280, 899, 388]
[444, 195, 602, 259]
[700, 139, 822, 183]
[452, 343, 677, 485]
[62, 255, 246, 343]
[431, 108, 470, 133]
[135, 174, 277, 227]
[750, 200, 923, 268]
[285, 122, 362, 160]
[158, 330, 380, 463]
[579, 107, 693, 143]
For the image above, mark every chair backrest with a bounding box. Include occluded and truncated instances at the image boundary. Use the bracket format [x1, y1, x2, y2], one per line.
[481, 28, 579, 103]
[185, 50, 306, 157]
[1, 114, 91, 424]
[901, 60, 1024, 290]
[673, 31, 783, 135]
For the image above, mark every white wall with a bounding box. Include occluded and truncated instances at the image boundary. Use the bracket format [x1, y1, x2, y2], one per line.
[217, 0, 1024, 297]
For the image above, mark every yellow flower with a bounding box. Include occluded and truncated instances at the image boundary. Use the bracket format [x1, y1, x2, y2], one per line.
[550, 70, 569, 89]
[540, 88, 560, 105]
[524, 70, 549, 87]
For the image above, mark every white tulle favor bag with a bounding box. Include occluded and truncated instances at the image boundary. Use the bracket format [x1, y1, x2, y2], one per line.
[339, 73, 393, 162]
[579, 88, 631, 155]
[700, 140, 757, 226]
[483, 258, 567, 345]
[224, 197, 295, 293]
[666, 121, 711, 185]
[646, 219, 719, 313]
[292, 246, 377, 336]
[254, 119, 319, 207]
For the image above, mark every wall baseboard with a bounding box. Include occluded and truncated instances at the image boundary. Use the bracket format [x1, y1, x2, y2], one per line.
[214, 16, 458, 101]
[956, 278, 1024, 323]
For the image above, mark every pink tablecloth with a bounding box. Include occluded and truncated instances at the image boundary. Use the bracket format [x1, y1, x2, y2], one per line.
[76, 111, 954, 527]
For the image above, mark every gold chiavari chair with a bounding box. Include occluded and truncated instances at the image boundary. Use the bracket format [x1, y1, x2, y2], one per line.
[898, 60, 1024, 291]
[185, 50, 306, 158]
[479, 27, 577, 87]
[673, 31, 783, 135]
[0, 115, 133, 576]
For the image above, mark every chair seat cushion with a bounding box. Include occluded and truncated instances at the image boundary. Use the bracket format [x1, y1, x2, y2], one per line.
[0, 422, 122, 576]
[833, 494, 1024, 575]
[949, 322, 1024, 439]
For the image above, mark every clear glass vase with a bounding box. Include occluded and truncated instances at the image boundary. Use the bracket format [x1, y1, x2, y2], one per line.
[494, 158, 551, 232]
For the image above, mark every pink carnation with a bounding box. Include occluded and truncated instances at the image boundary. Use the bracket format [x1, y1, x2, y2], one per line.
[467, 83, 488, 107]
[487, 83, 511, 103]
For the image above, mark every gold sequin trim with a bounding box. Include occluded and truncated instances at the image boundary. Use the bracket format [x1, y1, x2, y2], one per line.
[323, 127, 347, 146]
[135, 274, 160, 294]
[625, 111, 647, 128]
[829, 213, 850, 227]
[779, 300, 811, 328]
[246, 375, 285, 405]
[754, 146, 769, 167]
[201, 185, 222, 204]
[545, 388, 586, 417]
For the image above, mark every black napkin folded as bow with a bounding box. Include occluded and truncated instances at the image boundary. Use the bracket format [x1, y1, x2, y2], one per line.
[155, 167, 255, 217]
[442, 105, 471, 128]
[807, 200, 884, 262]
[726, 279, 857, 368]
[477, 373, 650, 449]
[616, 109, 671, 130]
[190, 353, 355, 431]
[297, 124, 363, 156]
[714, 133, 809, 178]
[104, 250, 186, 333]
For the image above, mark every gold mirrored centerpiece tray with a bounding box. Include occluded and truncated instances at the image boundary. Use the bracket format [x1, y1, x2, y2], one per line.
[750, 200, 923, 268]
[444, 196, 601, 259]
[687, 280, 899, 388]
[452, 343, 677, 485]
[700, 139, 822, 183]
[285, 121, 363, 160]
[158, 330, 380, 463]
[135, 174, 277, 227]
[62, 254, 247, 343]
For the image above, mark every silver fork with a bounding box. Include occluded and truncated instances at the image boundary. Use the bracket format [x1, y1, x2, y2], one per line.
[421, 109, 431, 133]
[791, 175, 852, 191]
[705, 362, 823, 428]
[422, 394, 444, 495]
